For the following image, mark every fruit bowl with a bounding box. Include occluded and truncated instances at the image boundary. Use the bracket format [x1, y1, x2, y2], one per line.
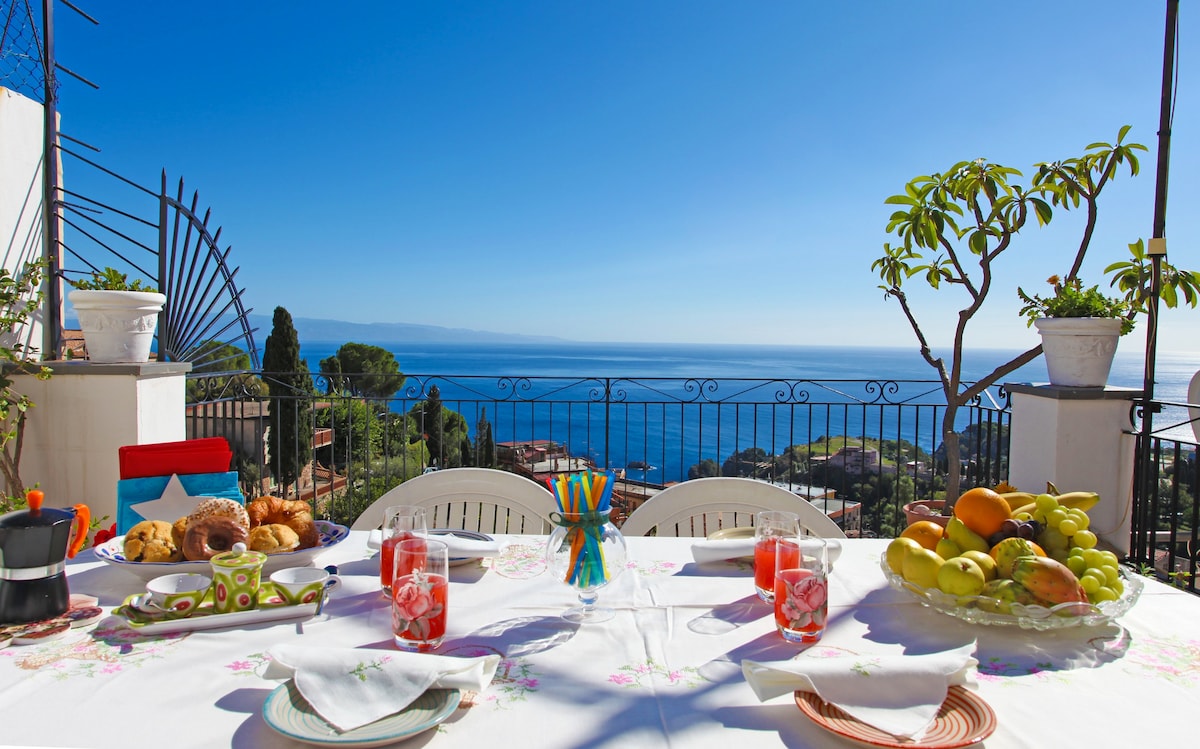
[880, 557, 1143, 631]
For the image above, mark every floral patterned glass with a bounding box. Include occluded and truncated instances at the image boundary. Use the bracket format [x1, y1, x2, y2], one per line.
[392, 538, 448, 651]
[774, 536, 829, 644]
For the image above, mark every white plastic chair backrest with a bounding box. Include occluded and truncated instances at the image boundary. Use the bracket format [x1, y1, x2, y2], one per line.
[350, 468, 554, 534]
[1189, 369, 1200, 443]
[619, 477, 847, 539]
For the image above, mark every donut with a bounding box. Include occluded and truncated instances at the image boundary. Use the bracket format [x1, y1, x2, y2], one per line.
[124, 520, 182, 562]
[248, 524, 300, 554]
[182, 516, 249, 561]
[187, 497, 250, 530]
[246, 496, 319, 550]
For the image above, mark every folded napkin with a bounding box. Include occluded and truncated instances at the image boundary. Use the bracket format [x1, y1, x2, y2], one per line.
[742, 643, 977, 739]
[366, 529, 502, 558]
[691, 537, 842, 566]
[265, 645, 500, 732]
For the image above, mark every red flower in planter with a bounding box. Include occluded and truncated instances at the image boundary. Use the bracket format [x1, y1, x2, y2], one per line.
[94, 523, 117, 546]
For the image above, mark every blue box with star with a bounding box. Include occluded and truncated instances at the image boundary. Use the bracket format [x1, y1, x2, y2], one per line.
[117, 471, 244, 534]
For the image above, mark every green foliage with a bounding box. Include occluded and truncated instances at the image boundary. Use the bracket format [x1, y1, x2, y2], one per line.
[69, 266, 157, 293]
[263, 307, 312, 489]
[1017, 276, 1131, 331]
[474, 408, 496, 468]
[687, 458, 719, 479]
[410, 385, 471, 469]
[1, 258, 52, 511]
[319, 343, 406, 399]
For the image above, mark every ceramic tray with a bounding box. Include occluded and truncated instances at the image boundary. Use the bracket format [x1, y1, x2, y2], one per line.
[96, 520, 349, 582]
[109, 584, 318, 634]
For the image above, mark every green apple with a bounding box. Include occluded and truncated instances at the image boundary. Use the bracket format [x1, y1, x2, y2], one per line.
[946, 517, 991, 554]
[935, 537, 962, 560]
[960, 550, 998, 581]
[937, 556, 987, 597]
[885, 537, 923, 575]
[901, 547, 944, 589]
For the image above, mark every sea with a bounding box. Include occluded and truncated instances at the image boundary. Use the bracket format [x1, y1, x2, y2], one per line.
[285, 341, 1199, 479]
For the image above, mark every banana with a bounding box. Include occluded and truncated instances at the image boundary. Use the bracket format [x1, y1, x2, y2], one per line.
[1010, 556, 1088, 605]
[1054, 491, 1101, 512]
[999, 491, 1037, 515]
[1010, 502, 1037, 519]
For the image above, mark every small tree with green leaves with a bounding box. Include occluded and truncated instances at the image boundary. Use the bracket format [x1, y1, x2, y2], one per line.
[872, 127, 1198, 508]
[0, 259, 51, 511]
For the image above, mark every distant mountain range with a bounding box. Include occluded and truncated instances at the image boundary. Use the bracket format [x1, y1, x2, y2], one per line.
[63, 313, 567, 346]
[245, 314, 567, 345]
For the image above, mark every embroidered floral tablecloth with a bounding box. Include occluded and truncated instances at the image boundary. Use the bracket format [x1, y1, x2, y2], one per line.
[2, 533, 1197, 748]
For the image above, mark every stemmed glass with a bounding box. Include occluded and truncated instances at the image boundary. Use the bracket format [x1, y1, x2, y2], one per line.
[544, 470, 627, 623]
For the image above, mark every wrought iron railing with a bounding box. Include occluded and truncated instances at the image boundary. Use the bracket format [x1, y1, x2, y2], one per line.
[185, 372, 1012, 537]
[1129, 397, 1199, 593]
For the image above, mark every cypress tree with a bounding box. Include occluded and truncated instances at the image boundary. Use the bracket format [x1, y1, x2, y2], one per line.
[263, 307, 311, 494]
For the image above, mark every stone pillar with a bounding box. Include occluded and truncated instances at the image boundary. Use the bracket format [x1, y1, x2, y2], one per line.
[12, 361, 192, 528]
[1005, 383, 1141, 556]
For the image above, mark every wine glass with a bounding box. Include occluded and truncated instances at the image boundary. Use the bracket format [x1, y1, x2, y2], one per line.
[545, 509, 627, 623]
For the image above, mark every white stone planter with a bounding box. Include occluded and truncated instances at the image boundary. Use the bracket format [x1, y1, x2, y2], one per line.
[68, 289, 166, 363]
[1033, 317, 1123, 387]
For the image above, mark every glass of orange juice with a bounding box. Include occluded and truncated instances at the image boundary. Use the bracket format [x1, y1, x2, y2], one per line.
[753, 510, 800, 602]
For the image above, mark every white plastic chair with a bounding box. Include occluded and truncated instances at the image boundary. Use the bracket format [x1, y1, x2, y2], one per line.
[1189, 369, 1200, 443]
[619, 477, 847, 538]
[350, 467, 554, 534]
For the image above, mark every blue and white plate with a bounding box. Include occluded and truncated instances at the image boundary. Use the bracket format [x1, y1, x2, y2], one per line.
[95, 521, 350, 582]
[263, 681, 460, 747]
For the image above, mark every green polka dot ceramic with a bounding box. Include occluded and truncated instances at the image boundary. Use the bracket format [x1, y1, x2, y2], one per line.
[209, 550, 267, 614]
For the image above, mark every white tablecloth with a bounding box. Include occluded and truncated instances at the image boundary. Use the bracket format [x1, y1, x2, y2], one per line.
[2, 533, 1197, 748]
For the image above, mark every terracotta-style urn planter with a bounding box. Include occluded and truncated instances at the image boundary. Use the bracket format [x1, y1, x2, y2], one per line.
[903, 500, 950, 529]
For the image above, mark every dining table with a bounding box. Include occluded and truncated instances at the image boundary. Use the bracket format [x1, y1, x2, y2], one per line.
[1, 531, 1197, 748]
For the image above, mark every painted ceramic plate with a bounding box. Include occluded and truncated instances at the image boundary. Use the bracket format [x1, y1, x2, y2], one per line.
[795, 685, 997, 749]
[880, 557, 1142, 630]
[263, 681, 460, 747]
[430, 528, 494, 566]
[96, 521, 349, 582]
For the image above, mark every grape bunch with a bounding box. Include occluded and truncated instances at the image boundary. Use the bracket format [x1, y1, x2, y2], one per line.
[987, 517, 1041, 548]
[1066, 548, 1125, 604]
[1014, 493, 1099, 562]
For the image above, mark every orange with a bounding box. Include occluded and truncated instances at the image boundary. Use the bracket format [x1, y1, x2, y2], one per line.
[900, 520, 946, 551]
[953, 487, 1011, 539]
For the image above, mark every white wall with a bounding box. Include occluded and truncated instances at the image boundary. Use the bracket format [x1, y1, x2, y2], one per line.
[0, 86, 49, 355]
[13, 362, 190, 526]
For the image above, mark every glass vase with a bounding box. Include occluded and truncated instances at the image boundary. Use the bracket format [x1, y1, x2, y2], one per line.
[545, 509, 627, 623]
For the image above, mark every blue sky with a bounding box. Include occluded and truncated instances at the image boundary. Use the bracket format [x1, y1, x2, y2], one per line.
[49, 1, 1200, 353]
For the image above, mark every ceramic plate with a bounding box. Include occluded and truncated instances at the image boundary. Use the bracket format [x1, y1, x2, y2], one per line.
[706, 526, 755, 560]
[95, 521, 349, 582]
[263, 681, 460, 747]
[430, 528, 494, 566]
[795, 686, 997, 749]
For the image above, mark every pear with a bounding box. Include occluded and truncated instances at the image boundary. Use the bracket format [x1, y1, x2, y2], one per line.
[946, 517, 990, 554]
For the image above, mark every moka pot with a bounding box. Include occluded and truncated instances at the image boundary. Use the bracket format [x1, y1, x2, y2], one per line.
[0, 492, 90, 625]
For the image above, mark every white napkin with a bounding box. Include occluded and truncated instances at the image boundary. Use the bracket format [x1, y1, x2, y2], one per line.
[742, 643, 977, 739]
[366, 529, 502, 558]
[265, 645, 500, 732]
[690, 538, 842, 566]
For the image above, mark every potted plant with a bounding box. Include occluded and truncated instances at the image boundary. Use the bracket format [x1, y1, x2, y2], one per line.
[1017, 276, 1130, 387]
[67, 267, 165, 364]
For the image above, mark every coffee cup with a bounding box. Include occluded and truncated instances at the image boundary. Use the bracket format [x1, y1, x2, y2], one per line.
[269, 567, 341, 606]
[143, 573, 211, 616]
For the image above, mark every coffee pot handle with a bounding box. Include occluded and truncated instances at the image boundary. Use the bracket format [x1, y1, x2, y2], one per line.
[68, 504, 91, 558]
